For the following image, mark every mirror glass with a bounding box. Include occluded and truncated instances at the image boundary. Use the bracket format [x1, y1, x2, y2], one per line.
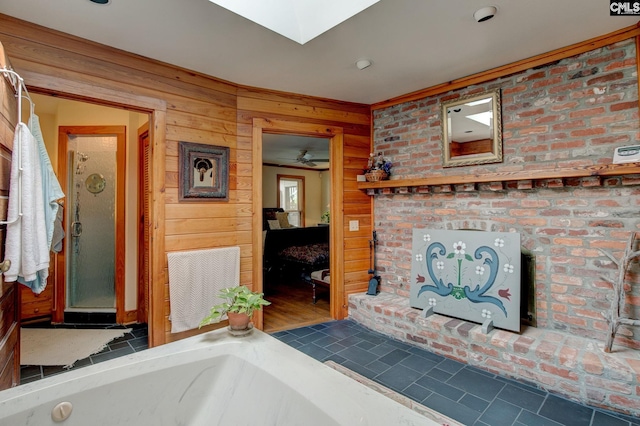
[441, 89, 502, 168]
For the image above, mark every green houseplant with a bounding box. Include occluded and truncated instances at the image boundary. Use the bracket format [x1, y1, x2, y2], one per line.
[199, 285, 271, 331]
[321, 210, 330, 224]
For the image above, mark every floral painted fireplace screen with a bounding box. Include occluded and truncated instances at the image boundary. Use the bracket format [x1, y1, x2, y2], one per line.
[410, 229, 522, 332]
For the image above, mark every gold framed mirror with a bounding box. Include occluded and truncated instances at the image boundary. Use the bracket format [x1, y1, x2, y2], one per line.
[441, 89, 502, 168]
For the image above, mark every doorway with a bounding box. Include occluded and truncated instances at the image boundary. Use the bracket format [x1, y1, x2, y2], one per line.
[58, 126, 125, 315]
[20, 93, 151, 328]
[260, 130, 336, 332]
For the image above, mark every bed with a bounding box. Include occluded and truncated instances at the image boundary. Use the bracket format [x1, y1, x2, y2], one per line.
[262, 208, 330, 300]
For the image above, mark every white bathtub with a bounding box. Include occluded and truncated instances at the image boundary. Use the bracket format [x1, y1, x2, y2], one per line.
[0, 328, 437, 425]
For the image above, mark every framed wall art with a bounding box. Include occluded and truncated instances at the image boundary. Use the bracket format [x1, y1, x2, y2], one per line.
[179, 141, 229, 201]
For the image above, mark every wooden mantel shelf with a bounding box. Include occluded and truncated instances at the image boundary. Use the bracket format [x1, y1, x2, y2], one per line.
[357, 163, 640, 192]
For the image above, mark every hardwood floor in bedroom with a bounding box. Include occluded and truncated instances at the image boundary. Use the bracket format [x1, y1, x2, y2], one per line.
[263, 278, 331, 333]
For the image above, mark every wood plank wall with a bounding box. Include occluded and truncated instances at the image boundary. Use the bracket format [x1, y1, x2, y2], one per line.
[0, 14, 372, 345]
[0, 41, 20, 390]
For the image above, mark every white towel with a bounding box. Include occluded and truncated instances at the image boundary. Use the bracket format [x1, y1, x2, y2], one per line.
[29, 114, 65, 250]
[4, 123, 49, 292]
[168, 246, 240, 333]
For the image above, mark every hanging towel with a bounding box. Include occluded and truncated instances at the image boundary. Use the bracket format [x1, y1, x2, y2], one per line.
[51, 203, 64, 253]
[28, 114, 65, 251]
[168, 246, 240, 333]
[4, 123, 50, 293]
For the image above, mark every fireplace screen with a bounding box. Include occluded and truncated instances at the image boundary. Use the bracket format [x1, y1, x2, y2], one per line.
[410, 229, 521, 332]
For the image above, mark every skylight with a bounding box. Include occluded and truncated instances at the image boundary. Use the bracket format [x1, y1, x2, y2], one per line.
[208, 0, 380, 44]
[466, 111, 493, 127]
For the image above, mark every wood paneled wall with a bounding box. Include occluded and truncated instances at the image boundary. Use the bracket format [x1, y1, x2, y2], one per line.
[0, 41, 20, 390]
[0, 14, 372, 345]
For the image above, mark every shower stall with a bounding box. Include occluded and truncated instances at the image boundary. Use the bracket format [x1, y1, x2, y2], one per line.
[54, 124, 126, 324]
[64, 133, 119, 312]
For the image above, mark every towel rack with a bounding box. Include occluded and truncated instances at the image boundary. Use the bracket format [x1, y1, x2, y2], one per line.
[0, 66, 29, 226]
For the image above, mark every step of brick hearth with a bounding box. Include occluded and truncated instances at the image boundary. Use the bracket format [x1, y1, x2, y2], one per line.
[348, 292, 640, 416]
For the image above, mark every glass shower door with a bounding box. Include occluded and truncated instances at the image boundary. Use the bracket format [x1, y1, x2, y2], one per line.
[66, 135, 117, 310]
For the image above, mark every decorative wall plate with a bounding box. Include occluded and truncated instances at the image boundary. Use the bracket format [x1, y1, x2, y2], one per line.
[85, 173, 106, 194]
[410, 228, 521, 332]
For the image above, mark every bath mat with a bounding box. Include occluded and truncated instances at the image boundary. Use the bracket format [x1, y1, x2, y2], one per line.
[324, 360, 462, 426]
[21, 328, 131, 368]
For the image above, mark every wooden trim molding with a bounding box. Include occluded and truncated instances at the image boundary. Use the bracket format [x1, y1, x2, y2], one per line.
[252, 121, 265, 329]
[373, 23, 640, 110]
[123, 310, 138, 324]
[329, 132, 346, 317]
[149, 110, 166, 347]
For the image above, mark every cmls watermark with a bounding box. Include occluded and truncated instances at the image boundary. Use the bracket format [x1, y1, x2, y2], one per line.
[610, 1, 640, 15]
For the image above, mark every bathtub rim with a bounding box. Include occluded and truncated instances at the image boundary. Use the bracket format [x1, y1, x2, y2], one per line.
[0, 327, 440, 425]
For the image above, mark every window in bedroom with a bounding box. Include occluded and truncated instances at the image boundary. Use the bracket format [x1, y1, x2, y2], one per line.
[277, 175, 305, 227]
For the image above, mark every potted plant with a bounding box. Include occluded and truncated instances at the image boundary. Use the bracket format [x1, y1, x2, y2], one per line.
[199, 285, 271, 331]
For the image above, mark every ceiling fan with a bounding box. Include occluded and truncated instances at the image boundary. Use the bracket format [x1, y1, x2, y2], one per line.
[295, 150, 329, 167]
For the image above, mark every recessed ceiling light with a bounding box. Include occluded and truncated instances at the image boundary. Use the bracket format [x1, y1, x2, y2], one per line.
[474, 6, 497, 23]
[89, 0, 111, 4]
[356, 59, 372, 70]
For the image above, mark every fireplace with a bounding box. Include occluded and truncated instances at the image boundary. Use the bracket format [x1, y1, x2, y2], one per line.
[349, 33, 640, 417]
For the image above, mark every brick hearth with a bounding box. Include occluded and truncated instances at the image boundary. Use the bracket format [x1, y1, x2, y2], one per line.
[349, 292, 640, 416]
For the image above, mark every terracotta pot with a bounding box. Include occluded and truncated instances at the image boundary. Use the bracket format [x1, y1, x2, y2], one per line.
[227, 312, 251, 330]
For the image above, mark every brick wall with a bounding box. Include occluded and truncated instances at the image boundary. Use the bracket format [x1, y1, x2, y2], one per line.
[369, 38, 640, 348]
[351, 38, 640, 414]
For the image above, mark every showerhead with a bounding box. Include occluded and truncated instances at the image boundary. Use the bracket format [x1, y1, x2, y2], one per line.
[76, 152, 89, 174]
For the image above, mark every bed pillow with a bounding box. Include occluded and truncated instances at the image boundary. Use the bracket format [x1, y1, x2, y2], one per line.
[267, 219, 281, 230]
[276, 211, 292, 228]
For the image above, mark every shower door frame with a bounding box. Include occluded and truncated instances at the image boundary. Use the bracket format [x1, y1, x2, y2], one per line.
[55, 126, 127, 322]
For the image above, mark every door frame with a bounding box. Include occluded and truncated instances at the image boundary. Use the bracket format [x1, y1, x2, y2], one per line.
[56, 126, 126, 322]
[137, 123, 150, 324]
[24, 71, 168, 347]
[252, 118, 345, 330]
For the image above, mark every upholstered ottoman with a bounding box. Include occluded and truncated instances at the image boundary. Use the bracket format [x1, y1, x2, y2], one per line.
[309, 269, 330, 304]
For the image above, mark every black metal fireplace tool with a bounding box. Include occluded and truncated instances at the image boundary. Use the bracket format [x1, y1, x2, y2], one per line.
[367, 230, 380, 296]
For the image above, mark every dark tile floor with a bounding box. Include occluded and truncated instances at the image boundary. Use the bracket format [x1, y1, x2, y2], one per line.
[273, 320, 640, 426]
[16, 319, 640, 425]
[19, 323, 149, 385]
